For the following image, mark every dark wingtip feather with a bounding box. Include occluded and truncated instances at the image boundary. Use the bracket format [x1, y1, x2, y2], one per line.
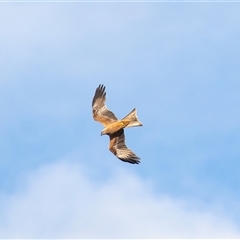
[119, 156, 141, 164]
[92, 84, 106, 107]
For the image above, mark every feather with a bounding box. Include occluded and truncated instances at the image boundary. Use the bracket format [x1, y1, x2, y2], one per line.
[109, 130, 140, 164]
[92, 84, 117, 127]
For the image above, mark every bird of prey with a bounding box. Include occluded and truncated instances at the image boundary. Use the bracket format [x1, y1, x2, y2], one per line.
[92, 84, 143, 164]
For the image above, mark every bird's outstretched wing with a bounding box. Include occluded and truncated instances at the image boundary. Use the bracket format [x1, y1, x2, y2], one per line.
[109, 129, 140, 164]
[92, 84, 118, 127]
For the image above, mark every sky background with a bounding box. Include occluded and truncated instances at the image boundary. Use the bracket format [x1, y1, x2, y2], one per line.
[1, 2, 240, 238]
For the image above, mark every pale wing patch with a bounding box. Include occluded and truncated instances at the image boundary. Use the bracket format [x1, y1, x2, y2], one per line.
[92, 84, 118, 126]
[109, 130, 140, 164]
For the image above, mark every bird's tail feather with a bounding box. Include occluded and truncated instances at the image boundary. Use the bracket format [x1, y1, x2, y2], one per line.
[122, 108, 143, 128]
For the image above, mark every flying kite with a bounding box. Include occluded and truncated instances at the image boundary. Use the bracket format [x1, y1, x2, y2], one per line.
[92, 84, 143, 164]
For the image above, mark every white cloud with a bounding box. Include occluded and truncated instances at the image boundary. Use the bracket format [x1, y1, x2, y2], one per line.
[1, 4, 240, 238]
[0, 159, 239, 238]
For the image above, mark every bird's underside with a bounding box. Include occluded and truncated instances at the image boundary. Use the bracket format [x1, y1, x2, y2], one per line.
[92, 84, 142, 164]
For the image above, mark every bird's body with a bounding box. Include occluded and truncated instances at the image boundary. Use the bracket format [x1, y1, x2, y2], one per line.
[92, 84, 143, 164]
[101, 120, 129, 135]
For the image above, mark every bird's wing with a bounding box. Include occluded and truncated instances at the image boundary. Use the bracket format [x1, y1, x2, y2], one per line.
[109, 129, 140, 164]
[92, 84, 118, 127]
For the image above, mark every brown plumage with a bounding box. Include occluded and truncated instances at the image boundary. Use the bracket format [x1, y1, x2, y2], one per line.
[92, 84, 143, 164]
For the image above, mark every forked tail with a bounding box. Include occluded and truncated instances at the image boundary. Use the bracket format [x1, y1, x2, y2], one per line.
[122, 108, 143, 128]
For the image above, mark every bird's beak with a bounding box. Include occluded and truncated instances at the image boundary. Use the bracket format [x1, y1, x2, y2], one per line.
[101, 130, 106, 136]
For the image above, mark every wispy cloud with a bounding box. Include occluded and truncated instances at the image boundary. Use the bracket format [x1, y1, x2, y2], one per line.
[1, 3, 240, 236]
[0, 159, 239, 238]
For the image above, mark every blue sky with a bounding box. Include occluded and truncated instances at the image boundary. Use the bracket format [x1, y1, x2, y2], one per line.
[1, 2, 240, 238]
